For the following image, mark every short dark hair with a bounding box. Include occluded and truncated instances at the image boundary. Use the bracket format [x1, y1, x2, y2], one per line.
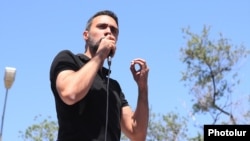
[85, 10, 119, 31]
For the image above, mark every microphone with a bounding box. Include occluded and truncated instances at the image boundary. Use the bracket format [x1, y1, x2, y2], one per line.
[107, 54, 112, 67]
[107, 44, 113, 67]
[99, 36, 113, 66]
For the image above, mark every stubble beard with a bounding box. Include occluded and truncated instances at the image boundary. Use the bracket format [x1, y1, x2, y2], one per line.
[87, 35, 102, 54]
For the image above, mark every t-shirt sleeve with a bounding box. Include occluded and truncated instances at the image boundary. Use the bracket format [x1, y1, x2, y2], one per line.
[111, 79, 129, 107]
[120, 91, 129, 107]
[49, 50, 81, 89]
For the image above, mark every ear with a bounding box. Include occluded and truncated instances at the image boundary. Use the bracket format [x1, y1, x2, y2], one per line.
[83, 31, 89, 40]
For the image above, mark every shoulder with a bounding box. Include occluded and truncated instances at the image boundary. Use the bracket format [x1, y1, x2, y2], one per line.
[53, 49, 75, 60]
[50, 50, 77, 70]
[49, 50, 79, 81]
[51, 49, 80, 66]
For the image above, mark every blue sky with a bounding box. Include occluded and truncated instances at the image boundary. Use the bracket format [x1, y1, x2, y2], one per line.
[0, 0, 250, 140]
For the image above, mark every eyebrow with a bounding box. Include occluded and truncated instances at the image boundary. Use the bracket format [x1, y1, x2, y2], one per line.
[97, 23, 119, 34]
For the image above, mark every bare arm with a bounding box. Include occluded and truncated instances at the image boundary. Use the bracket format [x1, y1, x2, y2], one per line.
[56, 54, 103, 105]
[121, 58, 149, 141]
[56, 35, 116, 105]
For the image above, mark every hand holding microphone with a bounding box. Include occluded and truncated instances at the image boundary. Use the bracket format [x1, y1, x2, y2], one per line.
[98, 35, 116, 60]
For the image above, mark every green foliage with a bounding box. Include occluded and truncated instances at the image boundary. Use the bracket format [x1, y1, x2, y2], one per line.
[147, 110, 189, 141]
[121, 108, 191, 141]
[180, 25, 250, 124]
[19, 115, 58, 141]
[188, 132, 203, 141]
[21, 111, 202, 141]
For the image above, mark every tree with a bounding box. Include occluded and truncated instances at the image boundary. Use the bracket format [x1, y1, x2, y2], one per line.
[180, 25, 250, 125]
[122, 108, 190, 141]
[19, 115, 58, 141]
[147, 111, 189, 141]
[21, 110, 189, 141]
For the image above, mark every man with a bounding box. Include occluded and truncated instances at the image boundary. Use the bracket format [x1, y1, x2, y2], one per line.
[50, 10, 149, 141]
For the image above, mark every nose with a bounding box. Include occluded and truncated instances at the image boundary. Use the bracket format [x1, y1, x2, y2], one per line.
[104, 32, 111, 36]
[104, 29, 114, 40]
[104, 27, 112, 36]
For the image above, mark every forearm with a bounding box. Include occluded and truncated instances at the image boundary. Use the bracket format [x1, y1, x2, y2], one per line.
[132, 85, 149, 140]
[125, 58, 149, 140]
[57, 55, 103, 105]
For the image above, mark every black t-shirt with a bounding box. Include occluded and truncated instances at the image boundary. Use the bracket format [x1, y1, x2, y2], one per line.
[49, 50, 129, 141]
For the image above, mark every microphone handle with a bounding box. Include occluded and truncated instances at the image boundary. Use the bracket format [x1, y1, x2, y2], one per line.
[107, 56, 112, 66]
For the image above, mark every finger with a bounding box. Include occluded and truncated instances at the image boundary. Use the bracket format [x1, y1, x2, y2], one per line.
[99, 36, 116, 56]
[103, 35, 115, 42]
[100, 35, 111, 43]
[130, 61, 137, 73]
[132, 59, 148, 70]
[101, 36, 106, 40]
[110, 45, 116, 57]
[132, 58, 146, 62]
